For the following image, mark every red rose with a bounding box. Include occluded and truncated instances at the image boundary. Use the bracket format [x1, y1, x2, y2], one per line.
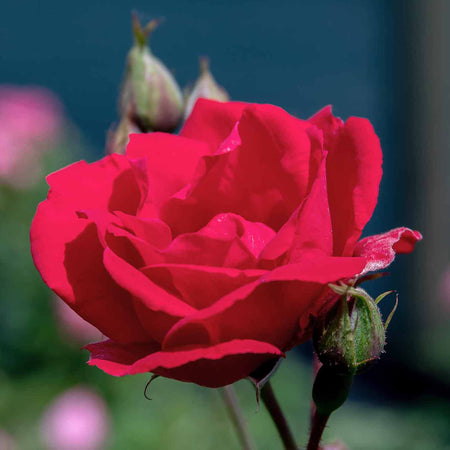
[30, 100, 421, 387]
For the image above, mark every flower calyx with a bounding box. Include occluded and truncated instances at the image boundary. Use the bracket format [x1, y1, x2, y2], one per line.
[313, 284, 398, 375]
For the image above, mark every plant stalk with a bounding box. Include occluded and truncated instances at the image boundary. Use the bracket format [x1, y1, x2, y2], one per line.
[307, 411, 330, 450]
[260, 381, 297, 450]
[221, 385, 257, 450]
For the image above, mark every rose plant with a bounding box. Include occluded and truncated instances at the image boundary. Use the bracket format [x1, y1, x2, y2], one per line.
[30, 99, 421, 388]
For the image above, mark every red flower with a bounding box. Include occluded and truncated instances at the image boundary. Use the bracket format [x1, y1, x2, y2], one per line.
[30, 100, 421, 387]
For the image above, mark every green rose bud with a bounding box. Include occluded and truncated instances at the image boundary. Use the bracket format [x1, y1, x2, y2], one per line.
[120, 15, 184, 132]
[313, 285, 394, 374]
[184, 57, 230, 119]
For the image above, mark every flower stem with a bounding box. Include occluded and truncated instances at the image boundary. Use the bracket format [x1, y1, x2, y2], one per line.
[310, 353, 322, 428]
[221, 385, 257, 450]
[260, 382, 298, 450]
[306, 411, 330, 450]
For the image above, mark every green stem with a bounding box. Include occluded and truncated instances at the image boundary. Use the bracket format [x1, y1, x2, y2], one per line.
[310, 353, 322, 429]
[307, 411, 330, 450]
[260, 382, 298, 450]
[221, 385, 257, 450]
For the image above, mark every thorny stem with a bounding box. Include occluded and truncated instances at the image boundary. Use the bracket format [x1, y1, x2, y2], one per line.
[260, 382, 298, 450]
[221, 385, 257, 450]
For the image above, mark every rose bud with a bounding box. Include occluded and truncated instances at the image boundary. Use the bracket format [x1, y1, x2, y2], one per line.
[184, 57, 230, 119]
[313, 285, 392, 375]
[106, 116, 142, 155]
[41, 387, 109, 450]
[120, 15, 183, 133]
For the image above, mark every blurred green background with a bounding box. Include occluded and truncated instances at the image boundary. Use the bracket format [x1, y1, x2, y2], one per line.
[0, 0, 449, 449]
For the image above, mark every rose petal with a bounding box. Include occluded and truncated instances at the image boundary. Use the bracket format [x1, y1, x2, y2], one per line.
[354, 227, 423, 274]
[85, 340, 160, 375]
[326, 116, 383, 256]
[75, 209, 166, 269]
[162, 254, 366, 351]
[104, 226, 164, 268]
[162, 103, 323, 234]
[162, 213, 276, 269]
[259, 154, 332, 266]
[113, 212, 172, 249]
[103, 247, 196, 342]
[46, 154, 146, 215]
[141, 263, 266, 310]
[180, 98, 248, 151]
[86, 338, 284, 388]
[309, 106, 383, 256]
[308, 105, 343, 151]
[31, 156, 151, 343]
[126, 133, 210, 209]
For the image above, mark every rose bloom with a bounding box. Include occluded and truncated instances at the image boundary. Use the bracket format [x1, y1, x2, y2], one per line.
[41, 387, 109, 450]
[31, 100, 421, 387]
[0, 85, 62, 188]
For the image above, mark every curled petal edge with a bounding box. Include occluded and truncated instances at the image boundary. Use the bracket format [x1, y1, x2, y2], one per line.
[354, 227, 422, 274]
[86, 338, 284, 388]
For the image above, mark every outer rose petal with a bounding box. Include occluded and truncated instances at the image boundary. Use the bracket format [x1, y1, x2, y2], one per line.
[126, 133, 210, 208]
[31, 206, 148, 343]
[180, 98, 248, 151]
[162, 104, 323, 234]
[308, 105, 343, 151]
[30, 156, 150, 343]
[46, 154, 146, 215]
[162, 254, 366, 351]
[86, 339, 284, 388]
[309, 106, 383, 257]
[327, 117, 383, 256]
[354, 227, 423, 274]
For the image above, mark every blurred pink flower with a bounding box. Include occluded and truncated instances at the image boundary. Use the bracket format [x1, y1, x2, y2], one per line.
[0, 430, 16, 450]
[0, 85, 63, 188]
[41, 387, 110, 450]
[323, 442, 349, 450]
[54, 295, 102, 344]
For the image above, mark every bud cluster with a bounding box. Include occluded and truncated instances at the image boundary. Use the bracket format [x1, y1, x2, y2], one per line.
[107, 14, 230, 154]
